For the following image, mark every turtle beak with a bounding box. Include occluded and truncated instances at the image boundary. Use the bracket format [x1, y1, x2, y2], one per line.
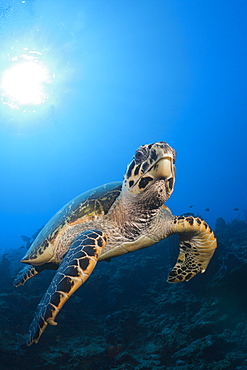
[149, 156, 174, 179]
[149, 156, 176, 194]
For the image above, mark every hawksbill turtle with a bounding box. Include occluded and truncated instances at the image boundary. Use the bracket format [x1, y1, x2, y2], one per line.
[14, 141, 217, 345]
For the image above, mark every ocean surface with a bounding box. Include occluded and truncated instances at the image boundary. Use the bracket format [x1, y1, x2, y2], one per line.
[0, 1, 246, 369]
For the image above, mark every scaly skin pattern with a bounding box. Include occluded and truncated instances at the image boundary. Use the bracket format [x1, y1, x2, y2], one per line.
[167, 216, 217, 283]
[27, 230, 107, 346]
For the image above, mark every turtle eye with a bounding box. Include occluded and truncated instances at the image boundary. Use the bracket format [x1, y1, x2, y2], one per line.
[135, 147, 149, 163]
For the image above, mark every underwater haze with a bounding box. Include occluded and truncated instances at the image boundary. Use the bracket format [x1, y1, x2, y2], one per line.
[0, 0, 246, 252]
[0, 1, 247, 369]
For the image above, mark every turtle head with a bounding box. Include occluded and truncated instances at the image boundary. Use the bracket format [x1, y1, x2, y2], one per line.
[122, 141, 176, 207]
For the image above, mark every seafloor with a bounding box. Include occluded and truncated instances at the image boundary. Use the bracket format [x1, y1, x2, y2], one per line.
[0, 217, 247, 370]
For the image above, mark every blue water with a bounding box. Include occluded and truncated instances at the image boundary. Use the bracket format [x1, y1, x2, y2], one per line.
[0, 0, 246, 253]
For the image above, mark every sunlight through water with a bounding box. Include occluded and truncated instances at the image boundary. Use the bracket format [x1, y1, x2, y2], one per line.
[0, 48, 54, 111]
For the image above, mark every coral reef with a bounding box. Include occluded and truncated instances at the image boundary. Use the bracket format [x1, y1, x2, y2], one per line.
[0, 218, 246, 369]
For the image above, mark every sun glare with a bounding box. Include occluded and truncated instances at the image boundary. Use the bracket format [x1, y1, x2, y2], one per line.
[1, 62, 50, 108]
[0, 47, 55, 112]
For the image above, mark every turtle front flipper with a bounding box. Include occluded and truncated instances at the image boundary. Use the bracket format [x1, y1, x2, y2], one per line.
[27, 229, 107, 346]
[167, 216, 217, 283]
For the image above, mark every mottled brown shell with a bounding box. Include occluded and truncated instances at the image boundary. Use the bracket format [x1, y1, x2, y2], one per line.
[22, 182, 122, 263]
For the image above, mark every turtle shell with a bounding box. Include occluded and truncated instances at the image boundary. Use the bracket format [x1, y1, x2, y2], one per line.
[21, 182, 122, 265]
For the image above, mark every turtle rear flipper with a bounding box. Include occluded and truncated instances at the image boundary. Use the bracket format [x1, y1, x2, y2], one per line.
[14, 263, 57, 287]
[167, 216, 217, 283]
[14, 265, 42, 287]
[27, 229, 107, 346]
